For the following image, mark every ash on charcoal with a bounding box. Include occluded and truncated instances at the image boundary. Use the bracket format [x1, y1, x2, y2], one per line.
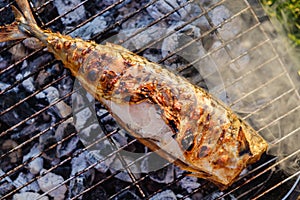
[55, 122, 79, 158]
[0, 55, 9, 71]
[70, 16, 107, 40]
[149, 164, 174, 184]
[149, 189, 177, 200]
[146, 0, 192, 21]
[74, 107, 94, 130]
[208, 5, 231, 27]
[69, 150, 95, 199]
[161, 24, 205, 63]
[13, 172, 40, 193]
[54, 0, 86, 26]
[38, 169, 67, 200]
[110, 156, 141, 182]
[28, 157, 44, 175]
[86, 149, 115, 173]
[0, 181, 14, 197]
[178, 176, 200, 193]
[13, 192, 49, 200]
[16, 72, 35, 93]
[42, 86, 72, 118]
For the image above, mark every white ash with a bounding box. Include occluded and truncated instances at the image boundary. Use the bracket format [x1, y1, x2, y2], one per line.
[55, 122, 79, 158]
[71, 90, 94, 113]
[38, 169, 67, 200]
[178, 176, 200, 193]
[41, 86, 72, 118]
[110, 157, 141, 182]
[74, 107, 94, 131]
[13, 172, 40, 193]
[146, 0, 192, 21]
[149, 190, 177, 200]
[13, 192, 49, 200]
[71, 151, 94, 178]
[0, 55, 9, 70]
[86, 149, 116, 173]
[70, 15, 108, 40]
[0, 182, 14, 197]
[16, 72, 35, 93]
[208, 5, 231, 27]
[176, 194, 192, 200]
[117, 27, 166, 53]
[54, 0, 86, 26]
[69, 150, 95, 199]
[23, 143, 41, 161]
[149, 164, 174, 184]
[28, 157, 44, 175]
[161, 24, 205, 61]
[0, 168, 12, 183]
[0, 81, 11, 91]
[44, 86, 60, 102]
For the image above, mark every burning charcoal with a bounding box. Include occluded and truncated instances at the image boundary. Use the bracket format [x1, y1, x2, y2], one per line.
[54, 0, 86, 26]
[13, 172, 40, 193]
[112, 190, 141, 200]
[69, 150, 95, 199]
[38, 169, 67, 200]
[55, 122, 79, 158]
[178, 176, 200, 193]
[149, 164, 174, 184]
[13, 192, 49, 200]
[149, 190, 177, 200]
[70, 16, 107, 40]
[146, 0, 192, 21]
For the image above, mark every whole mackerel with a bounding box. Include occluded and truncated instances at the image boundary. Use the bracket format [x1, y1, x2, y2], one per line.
[0, 0, 268, 188]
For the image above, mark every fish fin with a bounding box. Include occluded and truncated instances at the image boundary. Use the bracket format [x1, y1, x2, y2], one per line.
[15, 0, 37, 25]
[0, 21, 28, 42]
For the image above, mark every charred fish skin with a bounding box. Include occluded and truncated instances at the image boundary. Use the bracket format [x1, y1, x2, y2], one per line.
[0, 0, 268, 189]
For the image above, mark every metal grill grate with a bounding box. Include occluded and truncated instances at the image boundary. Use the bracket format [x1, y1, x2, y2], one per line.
[0, 0, 299, 199]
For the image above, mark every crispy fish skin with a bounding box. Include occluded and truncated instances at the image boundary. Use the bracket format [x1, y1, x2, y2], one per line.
[0, 0, 268, 189]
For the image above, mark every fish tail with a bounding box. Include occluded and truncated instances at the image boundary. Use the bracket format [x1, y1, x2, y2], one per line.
[0, 0, 47, 43]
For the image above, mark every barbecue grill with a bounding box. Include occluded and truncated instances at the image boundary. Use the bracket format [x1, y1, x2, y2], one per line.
[0, 0, 299, 199]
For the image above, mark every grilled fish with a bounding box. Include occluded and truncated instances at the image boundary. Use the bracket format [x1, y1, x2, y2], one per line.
[0, 0, 268, 189]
